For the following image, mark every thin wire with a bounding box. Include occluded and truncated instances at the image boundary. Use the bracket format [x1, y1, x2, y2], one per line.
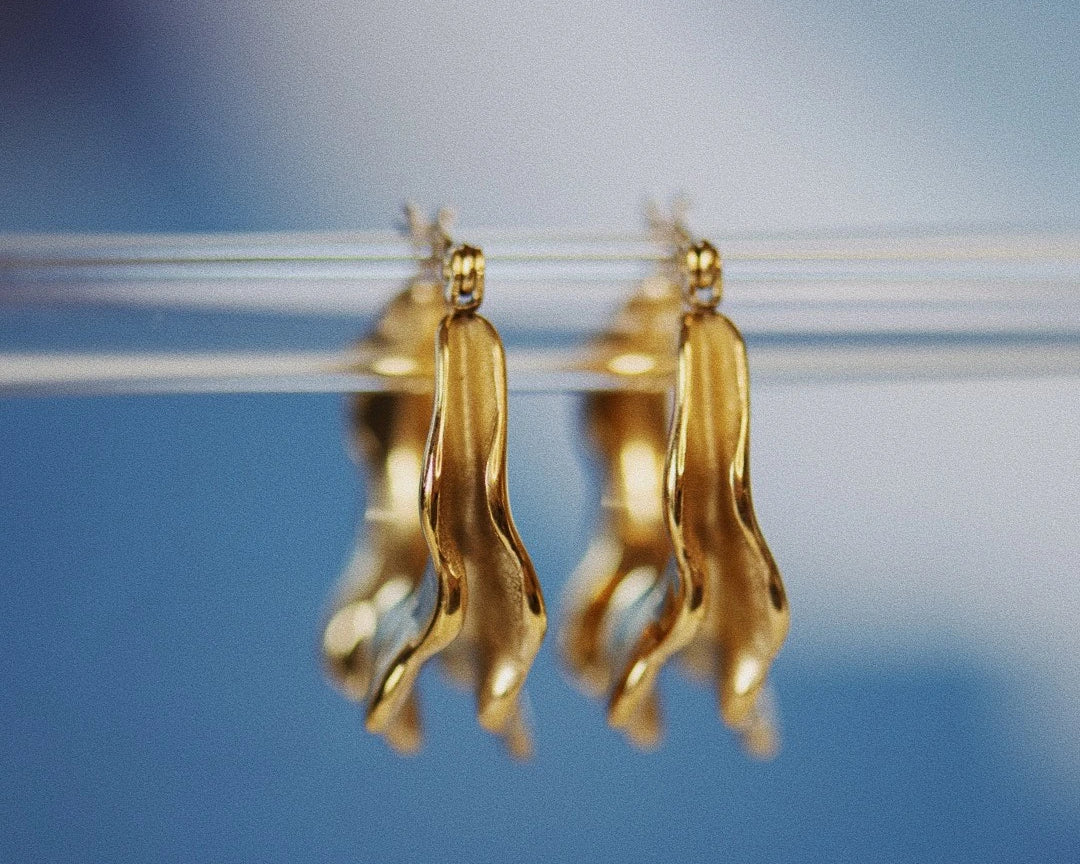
[3, 229, 1079, 268]
[3, 337, 1079, 396]
[2, 228, 1079, 394]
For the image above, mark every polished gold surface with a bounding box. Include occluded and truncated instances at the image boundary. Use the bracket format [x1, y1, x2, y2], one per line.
[323, 238, 544, 758]
[442, 244, 485, 311]
[561, 277, 704, 748]
[681, 240, 723, 309]
[423, 246, 546, 758]
[321, 278, 447, 753]
[666, 304, 789, 753]
[565, 224, 788, 755]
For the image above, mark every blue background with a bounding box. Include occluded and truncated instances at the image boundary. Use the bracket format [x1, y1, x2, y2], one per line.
[2, 391, 1078, 862]
[2, 2, 1079, 861]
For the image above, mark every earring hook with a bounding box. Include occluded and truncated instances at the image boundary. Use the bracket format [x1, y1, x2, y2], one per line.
[405, 202, 456, 281]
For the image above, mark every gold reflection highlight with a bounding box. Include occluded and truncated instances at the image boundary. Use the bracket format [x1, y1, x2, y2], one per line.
[561, 278, 703, 749]
[322, 237, 544, 758]
[563, 233, 788, 757]
[667, 242, 789, 755]
[321, 277, 445, 755]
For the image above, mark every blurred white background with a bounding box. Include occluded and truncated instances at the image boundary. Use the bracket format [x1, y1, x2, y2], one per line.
[4, 1, 1079, 232]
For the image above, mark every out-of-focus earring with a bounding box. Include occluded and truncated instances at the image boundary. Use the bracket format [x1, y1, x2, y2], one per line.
[322, 219, 546, 759]
[667, 238, 789, 758]
[321, 207, 453, 754]
[416, 244, 547, 759]
[563, 205, 788, 756]
[560, 274, 704, 749]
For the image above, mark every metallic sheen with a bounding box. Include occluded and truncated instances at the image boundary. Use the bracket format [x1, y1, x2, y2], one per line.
[562, 278, 705, 748]
[323, 239, 545, 758]
[423, 288, 546, 758]
[667, 306, 789, 754]
[321, 279, 446, 753]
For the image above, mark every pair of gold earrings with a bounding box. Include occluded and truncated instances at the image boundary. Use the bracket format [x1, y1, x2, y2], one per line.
[321, 211, 788, 759]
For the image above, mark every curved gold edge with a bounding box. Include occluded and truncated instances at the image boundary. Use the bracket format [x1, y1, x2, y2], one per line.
[602, 319, 710, 734]
[606, 576, 704, 734]
[364, 316, 467, 735]
[666, 309, 789, 735]
[320, 281, 455, 753]
[561, 280, 707, 749]
[417, 310, 546, 754]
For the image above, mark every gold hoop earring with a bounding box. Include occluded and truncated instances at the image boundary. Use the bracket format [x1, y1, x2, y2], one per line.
[323, 233, 546, 759]
[321, 215, 451, 754]
[667, 240, 789, 757]
[560, 274, 704, 749]
[414, 244, 546, 758]
[563, 216, 788, 755]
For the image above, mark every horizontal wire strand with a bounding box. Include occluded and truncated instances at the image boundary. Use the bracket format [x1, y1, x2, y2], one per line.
[2, 229, 1079, 394]
[3, 229, 1080, 266]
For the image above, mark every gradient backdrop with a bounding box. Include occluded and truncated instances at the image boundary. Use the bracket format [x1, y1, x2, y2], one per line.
[2, 2, 1079, 862]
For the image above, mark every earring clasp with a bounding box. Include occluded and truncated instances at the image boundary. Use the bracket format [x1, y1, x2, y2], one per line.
[444, 244, 485, 311]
